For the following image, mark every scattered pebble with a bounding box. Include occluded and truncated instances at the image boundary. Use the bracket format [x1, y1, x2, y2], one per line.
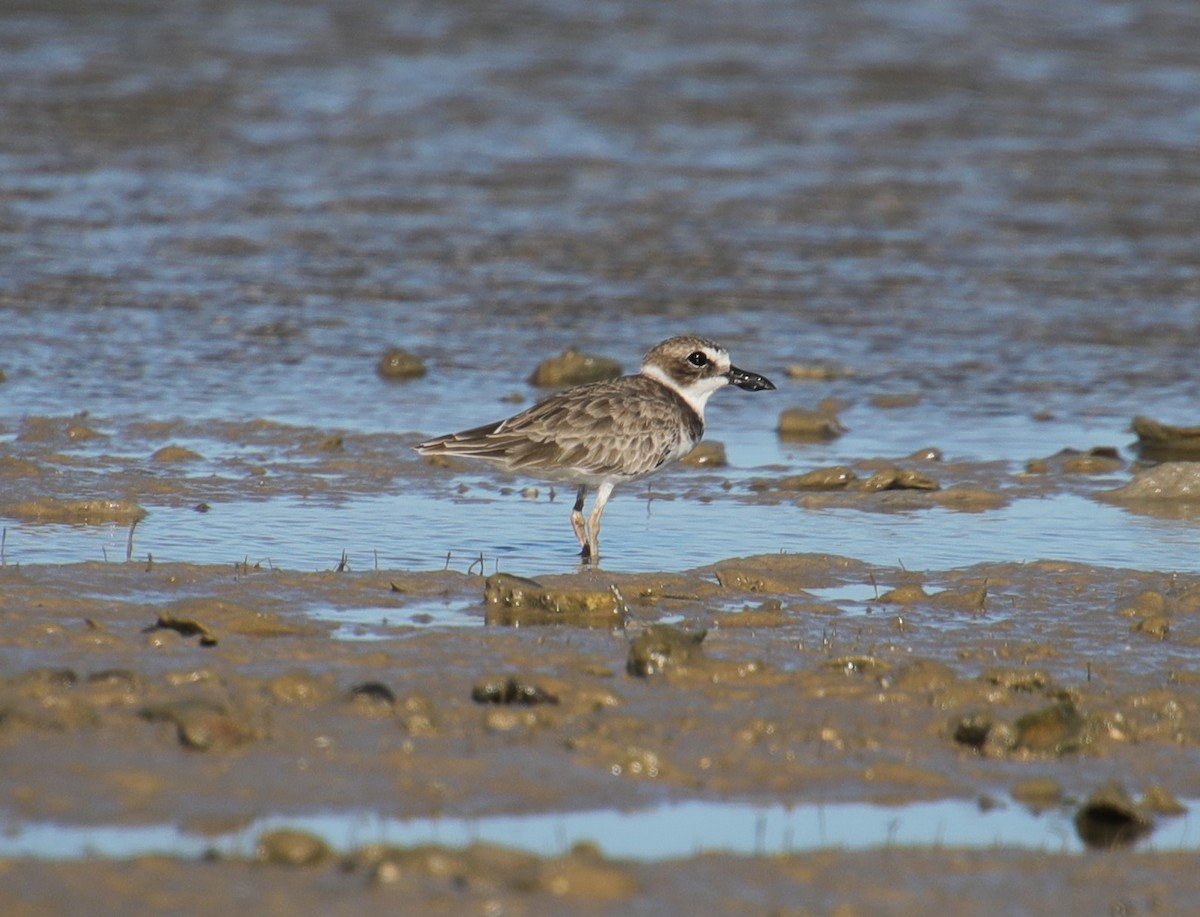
[1012, 701, 1084, 755]
[678, 440, 726, 467]
[376, 347, 427, 380]
[1106, 462, 1200, 501]
[626, 624, 706, 677]
[256, 829, 331, 867]
[776, 407, 845, 439]
[484, 573, 627, 627]
[1132, 414, 1200, 457]
[348, 681, 396, 707]
[861, 468, 939, 492]
[1074, 782, 1154, 849]
[150, 445, 203, 462]
[472, 676, 559, 705]
[771, 466, 858, 491]
[1140, 785, 1186, 816]
[529, 347, 621, 387]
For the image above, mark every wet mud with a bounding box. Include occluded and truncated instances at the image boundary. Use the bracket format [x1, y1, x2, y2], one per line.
[10, 848, 1200, 917]
[4, 536, 1200, 911]
[4, 407, 1200, 911]
[5, 0, 1200, 911]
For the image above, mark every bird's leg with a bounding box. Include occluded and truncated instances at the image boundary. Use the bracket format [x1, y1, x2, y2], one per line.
[571, 485, 590, 558]
[584, 481, 615, 563]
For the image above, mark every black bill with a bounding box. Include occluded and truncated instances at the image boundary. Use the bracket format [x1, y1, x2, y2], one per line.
[727, 365, 776, 392]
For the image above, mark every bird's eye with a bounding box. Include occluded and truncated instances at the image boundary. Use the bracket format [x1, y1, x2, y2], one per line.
[687, 351, 709, 367]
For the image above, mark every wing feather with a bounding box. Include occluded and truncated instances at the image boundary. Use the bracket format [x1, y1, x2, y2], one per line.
[416, 375, 703, 480]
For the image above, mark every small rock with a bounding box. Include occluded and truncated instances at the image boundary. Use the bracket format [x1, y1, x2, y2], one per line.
[952, 713, 994, 749]
[1131, 615, 1170, 639]
[151, 445, 203, 463]
[774, 466, 858, 490]
[877, 584, 929, 604]
[472, 676, 559, 705]
[678, 440, 727, 467]
[140, 700, 255, 751]
[377, 348, 426, 380]
[145, 615, 219, 646]
[626, 624, 706, 677]
[1061, 448, 1123, 474]
[1106, 462, 1200, 501]
[1013, 701, 1083, 755]
[776, 407, 845, 440]
[1132, 415, 1200, 457]
[348, 681, 396, 708]
[484, 573, 627, 628]
[861, 469, 939, 492]
[1074, 782, 1153, 849]
[529, 347, 621, 387]
[256, 829, 331, 866]
[1140, 785, 1186, 816]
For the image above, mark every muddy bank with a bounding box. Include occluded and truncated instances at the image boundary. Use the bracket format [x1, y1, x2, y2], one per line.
[3, 553, 1199, 828]
[8, 847, 1200, 917]
[3, 551, 1200, 909]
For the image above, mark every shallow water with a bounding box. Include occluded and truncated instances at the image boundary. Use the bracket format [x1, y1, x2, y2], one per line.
[3, 486, 1199, 579]
[3, 796, 1198, 861]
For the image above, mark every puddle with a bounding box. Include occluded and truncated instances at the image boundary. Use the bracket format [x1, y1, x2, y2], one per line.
[804, 583, 891, 614]
[2, 797, 1196, 862]
[308, 599, 482, 639]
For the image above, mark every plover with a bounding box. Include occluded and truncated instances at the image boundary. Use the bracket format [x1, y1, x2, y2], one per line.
[415, 335, 775, 562]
